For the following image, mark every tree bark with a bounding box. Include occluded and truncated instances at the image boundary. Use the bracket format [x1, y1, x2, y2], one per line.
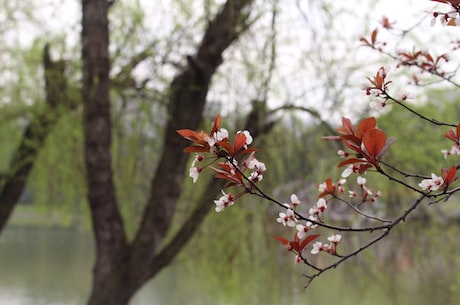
[0, 45, 68, 232]
[81, 1, 133, 304]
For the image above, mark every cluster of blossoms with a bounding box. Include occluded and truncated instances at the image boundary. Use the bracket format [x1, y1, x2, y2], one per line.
[369, 92, 413, 112]
[317, 178, 346, 196]
[274, 174, 379, 259]
[275, 194, 326, 230]
[348, 176, 382, 203]
[442, 124, 460, 158]
[418, 165, 457, 191]
[430, 0, 460, 26]
[363, 66, 412, 113]
[431, 11, 459, 26]
[364, 66, 391, 97]
[419, 173, 445, 191]
[397, 49, 449, 78]
[276, 195, 299, 227]
[177, 114, 265, 212]
[311, 234, 342, 255]
[214, 190, 235, 212]
[441, 145, 460, 158]
[274, 193, 342, 261]
[323, 116, 395, 175]
[419, 124, 459, 192]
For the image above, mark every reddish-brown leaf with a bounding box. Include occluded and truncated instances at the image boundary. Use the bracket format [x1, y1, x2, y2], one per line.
[358, 164, 373, 174]
[177, 129, 203, 142]
[371, 28, 378, 45]
[300, 234, 320, 250]
[325, 178, 334, 191]
[356, 117, 376, 139]
[289, 241, 301, 253]
[359, 36, 370, 46]
[210, 114, 221, 135]
[273, 236, 289, 246]
[337, 158, 365, 168]
[233, 132, 247, 154]
[445, 165, 457, 186]
[183, 146, 209, 153]
[362, 128, 386, 158]
[336, 117, 355, 136]
[237, 147, 258, 157]
[217, 140, 233, 154]
[342, 139, 362, 153]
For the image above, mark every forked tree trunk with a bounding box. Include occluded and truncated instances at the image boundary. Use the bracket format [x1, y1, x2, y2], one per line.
[82, 1, 254, 304]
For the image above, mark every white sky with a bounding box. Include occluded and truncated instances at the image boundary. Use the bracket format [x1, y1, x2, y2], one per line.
[3, 0, 458, 120]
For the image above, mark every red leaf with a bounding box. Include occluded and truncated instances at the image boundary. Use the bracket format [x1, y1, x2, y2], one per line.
[300, 234, 320, 250]
[325, 178, 334, 191]
[336, 117, 355, 136]
[446, 124, 460, 143]
[177, 129, 203, 142]
[183, 146, 209, 153]
[238, 147, 258, 156]
[362, 128, 386, 158]
[342, 137, 362, 152]
[358, 164, 373, 174]
[217, 140, 233, 154]
[371, 28, 378, 45]
[425, 53, 434, 63]
[290, 241, 302, 253]
[445, 129, 457, 142]
[359, 36, 370, 46]
[337, 158, 365, 168]
[211, 163, 243, 184]
[233, 132, 247, 154]
[443, 165, 457, 187]
[356, 117, 376, 140]
[448, 19, 458, 26]
[448, 165, 457, 182]
[210, 114, 221, 135]
[273, 236, 289, 246]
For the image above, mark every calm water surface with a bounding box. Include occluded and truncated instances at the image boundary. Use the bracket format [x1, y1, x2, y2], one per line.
[0, 225, 459, 305]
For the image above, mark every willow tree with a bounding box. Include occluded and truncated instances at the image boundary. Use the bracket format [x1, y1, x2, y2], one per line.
[0, 45, 71, 231]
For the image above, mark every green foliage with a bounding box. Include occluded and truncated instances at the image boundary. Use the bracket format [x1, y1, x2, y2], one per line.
[364, 96, 460, 214]
[378, 100, 456, 174]
[259, 117, 338, 190]
[28, 111, 86, 215]
[180, 196, 290, 305]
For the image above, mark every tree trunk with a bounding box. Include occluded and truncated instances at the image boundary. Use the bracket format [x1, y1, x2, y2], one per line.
[0, 45, 68, 232]
[83, 0, 255, 304]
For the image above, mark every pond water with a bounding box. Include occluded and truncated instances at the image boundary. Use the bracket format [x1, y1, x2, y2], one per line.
[0, 225, 459, 305]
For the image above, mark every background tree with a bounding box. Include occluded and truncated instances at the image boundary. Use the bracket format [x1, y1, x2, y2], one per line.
[0, 44, 73, 231]
[80, 0, 265, 304]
